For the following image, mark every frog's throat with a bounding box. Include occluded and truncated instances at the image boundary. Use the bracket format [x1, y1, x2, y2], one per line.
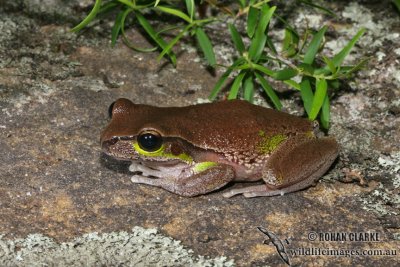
[132, 142, 193, 163]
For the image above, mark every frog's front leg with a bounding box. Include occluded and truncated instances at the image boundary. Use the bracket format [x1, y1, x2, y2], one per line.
[224, 137, 339, 198]
[131, 163, 235, 197]
[129, 163, 162, 177]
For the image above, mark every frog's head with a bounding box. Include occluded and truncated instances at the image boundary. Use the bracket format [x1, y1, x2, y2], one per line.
[100, 98, 195, 165]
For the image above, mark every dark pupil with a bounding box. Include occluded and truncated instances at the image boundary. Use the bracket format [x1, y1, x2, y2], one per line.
[138, 133, 162, 152]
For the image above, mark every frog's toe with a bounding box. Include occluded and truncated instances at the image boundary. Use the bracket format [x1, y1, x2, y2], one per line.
[129, 163, 141, 173]
[130, 163, 163, 177]
[222, 190, 238, 198]
[223, 185, 268, 198]
[223, 185, 289, 198]
[131, 175, 161, 186]
[223, 189, 249, 198]
[243, 190, 286, 198]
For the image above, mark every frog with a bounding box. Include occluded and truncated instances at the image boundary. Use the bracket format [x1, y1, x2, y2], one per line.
[100, 98, 339, 198]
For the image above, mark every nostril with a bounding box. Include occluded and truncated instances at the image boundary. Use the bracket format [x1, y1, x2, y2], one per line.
[102, 137, 118, 150]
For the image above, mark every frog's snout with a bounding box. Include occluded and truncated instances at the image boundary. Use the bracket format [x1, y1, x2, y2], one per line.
[101, 137, 118, 152]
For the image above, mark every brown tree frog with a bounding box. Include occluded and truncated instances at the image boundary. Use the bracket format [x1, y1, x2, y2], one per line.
[101, 98, 339, 198]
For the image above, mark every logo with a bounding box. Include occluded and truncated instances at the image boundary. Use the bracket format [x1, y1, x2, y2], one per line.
[257, 226, 291, 266]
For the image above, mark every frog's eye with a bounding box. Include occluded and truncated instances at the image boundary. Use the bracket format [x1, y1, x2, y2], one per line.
[108, 101, 116, 119]
[137, 131, 163, 152]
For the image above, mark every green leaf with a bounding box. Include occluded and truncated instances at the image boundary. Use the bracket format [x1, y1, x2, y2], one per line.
[258, 5, 275, 34]
[111, 9, 128, 47]
[303, 26, 327, 64]
[300, 79, 313, 116]
[320, 94, 330, 129]
[156, 6, 192, 23]
[298, 63, 315, 75]
[195, 28, 216, 67]
[238, 0, 246, 8]
[266, 36, 277, 55]
[313, 68, 331, 76]
[229, 23, 245, 54]
[272, 68, 298, 80]
[282, 28, 293, 51]
[209, 58, 245, 100]
[158, 25, 190, 61]
[185, 0, 195, 20]
[309, 78, 327, 120]
[154, 0, 161, 7]
[136, 11, 176, 66]
[209, 71, 231, 100]
[99, 1, 119, 14]
[331, 28, 366, 68]
[255, 72, 282, 110]
[243, 74, 255, 102]
[119, 8, 157, 52]
[228, 71, 246, 99]
[248, 6, 276, 61]
[335, 57, 370, 78]
[248, 33, 267, 62]
[252, 64, 275, 76]
[298, 0, 336, 17]
[282, 47, 297, 58]
[282, 28, 299, 57]
[322, 55, 336, 74]
[117, 0, 135, 8]
[393, 0, 400, 13]
[284, 80, 301, 90]
[247, 6, 259, 38]
[71, 0, 102, 32]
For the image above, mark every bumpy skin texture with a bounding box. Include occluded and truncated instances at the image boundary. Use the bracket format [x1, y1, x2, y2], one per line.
[222, 136, 339, 198]
[101, 99, 339, 198]
[100, 99, 313, 154]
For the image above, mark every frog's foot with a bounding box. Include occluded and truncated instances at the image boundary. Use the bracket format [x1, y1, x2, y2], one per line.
[223, 185, 286, 198]
[132, 164, 235, 197]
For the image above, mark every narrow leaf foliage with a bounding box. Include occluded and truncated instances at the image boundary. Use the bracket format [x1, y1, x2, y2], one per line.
[195, 28, 216, 66]
[309, 78, 327, 120]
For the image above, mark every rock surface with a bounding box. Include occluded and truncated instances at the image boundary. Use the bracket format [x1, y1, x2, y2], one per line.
[0, 0, 399, 266]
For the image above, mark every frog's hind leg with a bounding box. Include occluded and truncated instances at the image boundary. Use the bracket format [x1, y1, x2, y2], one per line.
[224, 137, 339, 198]
[131, 164, 235, 197]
